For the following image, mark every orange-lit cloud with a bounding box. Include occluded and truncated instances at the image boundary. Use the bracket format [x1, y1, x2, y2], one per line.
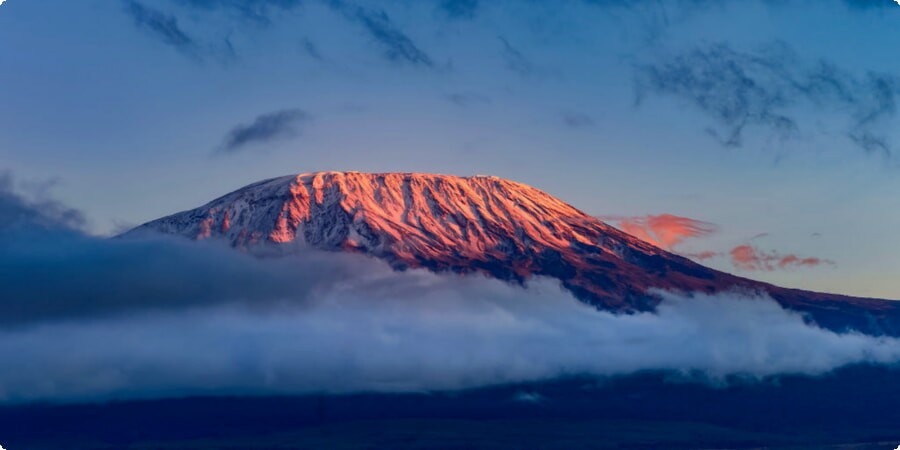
[605, 214, 717, 250]
[605, 215, 831, 272]
[730, 245, 833, 271]
[685, 250, 720, 261]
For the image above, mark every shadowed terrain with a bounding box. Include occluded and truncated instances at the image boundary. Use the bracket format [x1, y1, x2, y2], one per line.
[3, 365, 900, 449]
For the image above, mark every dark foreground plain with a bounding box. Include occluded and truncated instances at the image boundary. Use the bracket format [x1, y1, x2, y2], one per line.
[3, 365, 900, 449]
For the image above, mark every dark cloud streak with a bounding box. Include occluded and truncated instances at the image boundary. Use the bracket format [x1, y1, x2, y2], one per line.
[445, 92, 491, 107]
[123, 0, 199, 58]
[330, 1, 435, 67]
[302, 38, 325, 61]
[562, 111, 595, 128]
[218, 109, 312, 153]
[499, 37, 537, 78]
[439, 0, 479, 19]
[176, 0, 304, 23]
[840, 0, 897, 10]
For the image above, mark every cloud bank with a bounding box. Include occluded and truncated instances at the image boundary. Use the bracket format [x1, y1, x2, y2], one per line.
[3, 274, 900, 403]
[0, 182, 897, 403]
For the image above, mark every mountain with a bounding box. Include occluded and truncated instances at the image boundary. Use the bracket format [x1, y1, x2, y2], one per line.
[129, 171, 900, 335]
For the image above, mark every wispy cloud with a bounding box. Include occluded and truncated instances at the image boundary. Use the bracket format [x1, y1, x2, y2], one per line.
[122, 0, 304, 61]
[445, 92, 491, 107]
[604, 214, 717, 250]
[635, 42, 900, 156]
[330, 1, 434, 67]
[562, 111, 595, 128]
[302, 38, 325, 61]
[175, 0, 303, 24]
[218, 109, 312, 153]
[841, 0, 899, 10]
[123, 0, 198, 58]
[499, 37, 538, 78]
[730, 244, 833, 271]
[438, 0, 479, 19]
[685, 250, 719, 261]
[583, 0, 898, 43]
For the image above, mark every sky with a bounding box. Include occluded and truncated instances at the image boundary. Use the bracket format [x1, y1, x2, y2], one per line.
[1, 0, 900, 299]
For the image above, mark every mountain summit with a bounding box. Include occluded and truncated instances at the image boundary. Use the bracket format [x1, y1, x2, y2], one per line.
[131, 171, 900, 335]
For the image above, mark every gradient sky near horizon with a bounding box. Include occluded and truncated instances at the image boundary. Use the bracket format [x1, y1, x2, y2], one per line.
[1, 0, 900, 299]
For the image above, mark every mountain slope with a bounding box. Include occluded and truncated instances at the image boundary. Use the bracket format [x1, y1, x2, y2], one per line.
[129, 171, 900, 335]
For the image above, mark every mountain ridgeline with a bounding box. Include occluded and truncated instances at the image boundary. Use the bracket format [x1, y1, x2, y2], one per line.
[129, 171, 900, 336]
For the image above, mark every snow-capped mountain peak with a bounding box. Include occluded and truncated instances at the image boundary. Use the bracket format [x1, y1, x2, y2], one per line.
[130, 171, 900, 334]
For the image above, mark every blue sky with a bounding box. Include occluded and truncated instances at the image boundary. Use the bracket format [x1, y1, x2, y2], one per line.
[1, 0, 900, 298]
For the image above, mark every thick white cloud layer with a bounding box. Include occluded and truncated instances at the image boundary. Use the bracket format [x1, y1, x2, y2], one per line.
[2, 268, 900, 403]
